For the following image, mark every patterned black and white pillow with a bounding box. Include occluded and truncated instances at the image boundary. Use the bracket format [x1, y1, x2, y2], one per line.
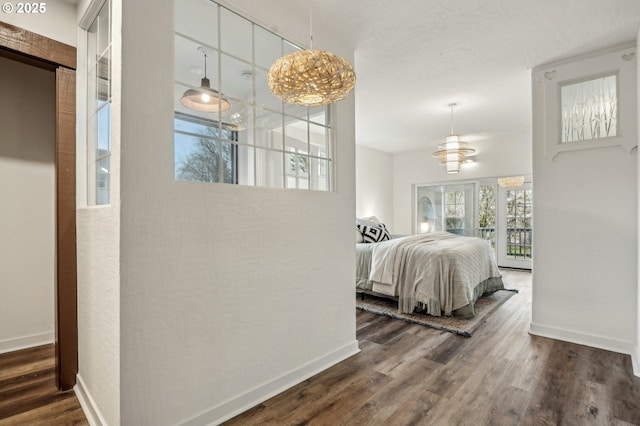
[357, 223, 391, 243]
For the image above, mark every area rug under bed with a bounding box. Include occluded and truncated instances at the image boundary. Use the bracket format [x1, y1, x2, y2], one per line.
[356, 289, 518, 337]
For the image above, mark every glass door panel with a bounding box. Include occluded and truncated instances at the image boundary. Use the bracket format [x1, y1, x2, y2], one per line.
[497, 183, 532, 269]
[416, 183, 475, 236]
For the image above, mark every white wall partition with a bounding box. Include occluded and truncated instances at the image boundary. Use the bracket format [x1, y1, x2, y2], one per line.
[355, 144, 394, 229]
[75, 0, 122, 424]
[636, 28, 640, 377]
[531, 44, 638, 357]
[0, 57, 55, 353]
[118, 1, 358, 424]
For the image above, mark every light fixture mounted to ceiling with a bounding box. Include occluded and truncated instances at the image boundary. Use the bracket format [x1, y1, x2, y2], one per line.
[432, 103, 477, 174]
[180, 47, 231, 113]
[497, 176, 525, 188]
[267, 0, 356, 107]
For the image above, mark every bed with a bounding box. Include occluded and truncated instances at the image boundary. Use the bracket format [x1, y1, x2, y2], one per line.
[356, 232, 504, 318]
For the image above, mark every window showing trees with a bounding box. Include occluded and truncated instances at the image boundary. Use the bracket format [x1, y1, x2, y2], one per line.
[505, 188, 532, 259]
[477, 185, 496, 250]
[174, 113, 238, 183]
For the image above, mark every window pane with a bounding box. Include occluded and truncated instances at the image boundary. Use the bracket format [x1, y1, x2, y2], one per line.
[255, 110, 283, 149]
[284, 103, 308, 120]
[254, 68, 282, 112]
[310, 123, 329, 158]
[310, 157, 330, 191]
[97, 51, 110, 102]
[285, 118, 308, 152]
[97, 104, 111, 154]
[255, 148, 283, 188]
[97, 0, 109, 56]
[309, 106, 328, 126]
[220, 53, 253, 103]
[174, 0, 218, 47]
[174, 134, 236, 183]
[255, 26, 281, 70]
[286, 150, 309, 190]
[220, 8, 252, 61]
[225, 102, 252, 145]
[96, 157, 110, 205]
[561, 74, 617, 143]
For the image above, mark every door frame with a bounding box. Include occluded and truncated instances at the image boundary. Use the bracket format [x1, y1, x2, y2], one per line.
[0, 22, 78, 391]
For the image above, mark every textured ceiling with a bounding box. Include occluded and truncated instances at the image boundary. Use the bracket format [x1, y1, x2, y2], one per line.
[283, 0, 640, 153]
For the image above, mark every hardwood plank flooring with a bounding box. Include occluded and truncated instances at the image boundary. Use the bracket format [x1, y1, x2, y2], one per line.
[226, 270, 640, 425]
[0, 344, 88, 425]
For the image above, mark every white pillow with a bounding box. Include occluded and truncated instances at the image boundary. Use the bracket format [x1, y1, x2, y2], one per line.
[356, 216, 381, 227]
[355, 228, 364, 243]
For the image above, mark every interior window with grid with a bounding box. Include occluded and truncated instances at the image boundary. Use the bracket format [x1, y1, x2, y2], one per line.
[174, 0, 333, 190]
[87, 0, 111, 205]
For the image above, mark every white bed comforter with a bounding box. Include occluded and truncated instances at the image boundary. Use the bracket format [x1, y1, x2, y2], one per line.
[369, 232, 501, 316]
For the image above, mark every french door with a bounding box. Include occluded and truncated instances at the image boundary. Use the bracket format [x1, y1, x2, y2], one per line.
[417, 180, 533, 270]
[497, 183, 532, 269]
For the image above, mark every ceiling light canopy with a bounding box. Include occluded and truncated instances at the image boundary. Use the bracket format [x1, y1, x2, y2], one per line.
[180, 47, 230, 113]
[431, 103, 476, 174]
[267, 1, 356, 106]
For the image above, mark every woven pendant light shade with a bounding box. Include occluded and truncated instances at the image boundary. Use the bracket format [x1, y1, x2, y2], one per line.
[268, 49, 356, 106]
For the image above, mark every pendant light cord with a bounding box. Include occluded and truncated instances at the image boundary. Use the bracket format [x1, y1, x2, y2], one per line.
[203, 52, 207, 79]
[449, 104, 455, 134]
[309, 0, 313, 50]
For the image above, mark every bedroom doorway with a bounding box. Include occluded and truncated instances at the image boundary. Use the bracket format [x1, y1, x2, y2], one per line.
[0, 22, 78, 391]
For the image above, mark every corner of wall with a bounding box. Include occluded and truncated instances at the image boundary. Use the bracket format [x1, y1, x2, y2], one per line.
[633, 345, 640, 377]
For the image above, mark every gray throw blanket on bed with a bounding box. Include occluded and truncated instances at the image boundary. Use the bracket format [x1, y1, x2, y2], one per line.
[369, 232, 502, 316]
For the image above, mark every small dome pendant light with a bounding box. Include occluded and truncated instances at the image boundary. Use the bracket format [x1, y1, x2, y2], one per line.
[180, 47, 230, 113]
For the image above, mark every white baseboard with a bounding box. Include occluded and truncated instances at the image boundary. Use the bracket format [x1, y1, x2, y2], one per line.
[178, 340, 360, 426]
[74, 374, 109, 426]
[529, 322, 634, 356]
[632, 344, 640, 378]
[0, 332, 54, 354]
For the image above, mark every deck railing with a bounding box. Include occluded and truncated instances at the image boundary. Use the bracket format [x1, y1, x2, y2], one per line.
[476, 227, 532, 259]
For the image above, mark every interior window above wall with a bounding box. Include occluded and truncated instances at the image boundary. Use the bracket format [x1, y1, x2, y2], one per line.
[173, 0, 334, 191]
[87, 0, 111, 205]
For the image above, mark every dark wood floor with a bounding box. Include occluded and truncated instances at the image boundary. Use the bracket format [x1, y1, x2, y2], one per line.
[226, 270, 640, 426]
[2, 271, 639, 425]
[0, 344, 87, 425]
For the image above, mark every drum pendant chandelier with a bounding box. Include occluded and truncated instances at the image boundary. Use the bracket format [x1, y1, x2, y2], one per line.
[432, 103, 477, 174]
[267, 2, 356, 107]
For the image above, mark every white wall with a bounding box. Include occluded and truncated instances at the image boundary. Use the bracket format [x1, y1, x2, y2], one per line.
[356, 144, 394, 228]
[636, 28, 640, 377]
[74, 0, 122, 424]
[531, 45, 638, 355]
[392, 132, 532, 235]
[0, 56, 55, 353]
[0, 1, 77, 47]
[118, 1, 357, 425]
